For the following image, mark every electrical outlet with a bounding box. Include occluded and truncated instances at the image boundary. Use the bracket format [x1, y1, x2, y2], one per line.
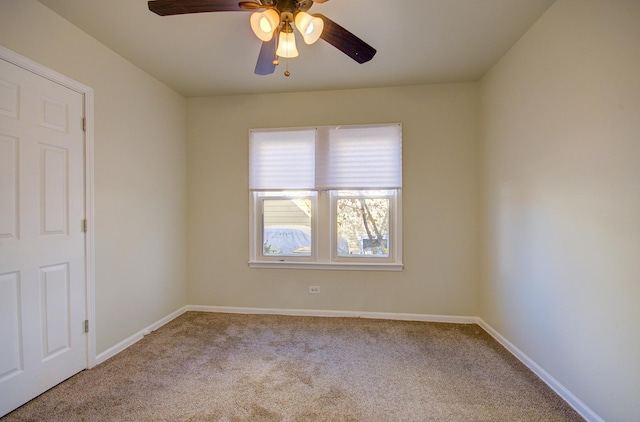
[308, 286, 320, 294]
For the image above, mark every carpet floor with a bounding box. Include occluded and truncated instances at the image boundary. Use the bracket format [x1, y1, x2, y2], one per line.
[2, 312, 584, 421]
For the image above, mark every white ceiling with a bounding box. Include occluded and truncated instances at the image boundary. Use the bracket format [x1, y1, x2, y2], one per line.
[37, 0, 556, 97]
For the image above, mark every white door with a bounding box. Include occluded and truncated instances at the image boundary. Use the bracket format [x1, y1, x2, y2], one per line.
[0, 57, 87, 417]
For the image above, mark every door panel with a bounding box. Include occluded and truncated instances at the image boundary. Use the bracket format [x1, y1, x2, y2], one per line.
[0, 79, 19, 118]
[0, 134, 18, 239]
[40, 263, 71, 359]
[0, 57, 87, 417]
[0, 271, 22, 381]
[41, 145, 68, 235]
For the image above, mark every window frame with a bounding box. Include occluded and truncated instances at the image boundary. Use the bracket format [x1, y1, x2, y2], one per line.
[248, 124, 403, 271]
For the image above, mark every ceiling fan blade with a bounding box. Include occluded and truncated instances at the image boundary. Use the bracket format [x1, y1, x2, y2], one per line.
[315, 14, 376, 64]
[148, 0, 251, 16]
[254, 37, 277, 75]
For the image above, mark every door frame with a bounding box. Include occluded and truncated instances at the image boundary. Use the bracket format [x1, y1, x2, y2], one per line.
[0, 45, 96, 368]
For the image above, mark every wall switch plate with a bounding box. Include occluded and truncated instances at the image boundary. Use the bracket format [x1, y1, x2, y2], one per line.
[308, 286, 320, 294]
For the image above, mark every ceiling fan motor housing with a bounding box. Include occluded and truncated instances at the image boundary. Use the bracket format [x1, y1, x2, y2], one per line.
[274, 0, 309, 15]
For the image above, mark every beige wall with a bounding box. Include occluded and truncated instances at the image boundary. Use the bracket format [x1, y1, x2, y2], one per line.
[480, 0, 640, 420]
[187, 84, 480, 316]
[0, 0, 188, 354]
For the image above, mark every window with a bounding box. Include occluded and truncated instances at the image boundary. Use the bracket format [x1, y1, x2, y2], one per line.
[249, 124, 402, 270]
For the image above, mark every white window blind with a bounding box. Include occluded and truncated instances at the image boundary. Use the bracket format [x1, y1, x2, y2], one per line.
[316, 124, 402, 189]
[249, 124, 402, 190]
[248, 129, 316, 190]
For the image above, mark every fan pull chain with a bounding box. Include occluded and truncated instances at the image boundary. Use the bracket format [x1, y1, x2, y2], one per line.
[273, 23, 291, 77]
[284, 57, 291, 77]
[273, 36, 279, 67]
[283, 23, 291, 77]
[283, 34, 290, 77]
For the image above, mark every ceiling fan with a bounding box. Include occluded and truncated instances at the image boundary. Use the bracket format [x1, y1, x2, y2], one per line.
[147, 0, 377, 76]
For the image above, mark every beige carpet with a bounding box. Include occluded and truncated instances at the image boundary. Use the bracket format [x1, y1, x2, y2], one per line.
[2, 312, 583, 421]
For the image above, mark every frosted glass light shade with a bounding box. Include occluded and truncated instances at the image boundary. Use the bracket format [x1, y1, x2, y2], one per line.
[250, 9, 280, 42]
[276, 31, 299, 58]
[295, 12, 324, 44]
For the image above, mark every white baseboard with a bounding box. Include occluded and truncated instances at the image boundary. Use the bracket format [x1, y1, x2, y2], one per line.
[186, 305, 478, 324]
[95, 306, 188, 365]
[92, 305, 601, 422]
[477, 318, 604, 422]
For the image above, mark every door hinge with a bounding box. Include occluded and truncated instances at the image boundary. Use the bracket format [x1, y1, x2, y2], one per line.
[82, 219, 88, 233]
[84, 320, 89, 333]
[82, 117, 86, 132]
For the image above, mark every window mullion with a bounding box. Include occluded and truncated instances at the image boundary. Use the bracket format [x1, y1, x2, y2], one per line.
[316, 190, 331, 263]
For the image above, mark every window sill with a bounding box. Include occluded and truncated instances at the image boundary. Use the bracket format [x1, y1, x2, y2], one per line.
[248, 261, 404, 272]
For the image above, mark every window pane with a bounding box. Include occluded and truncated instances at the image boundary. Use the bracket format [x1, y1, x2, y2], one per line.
[336, 197, 390, 257]
[263, 198, 312, 256]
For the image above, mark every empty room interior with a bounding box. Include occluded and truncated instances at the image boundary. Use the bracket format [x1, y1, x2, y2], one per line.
[0, 0, 638, 421]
